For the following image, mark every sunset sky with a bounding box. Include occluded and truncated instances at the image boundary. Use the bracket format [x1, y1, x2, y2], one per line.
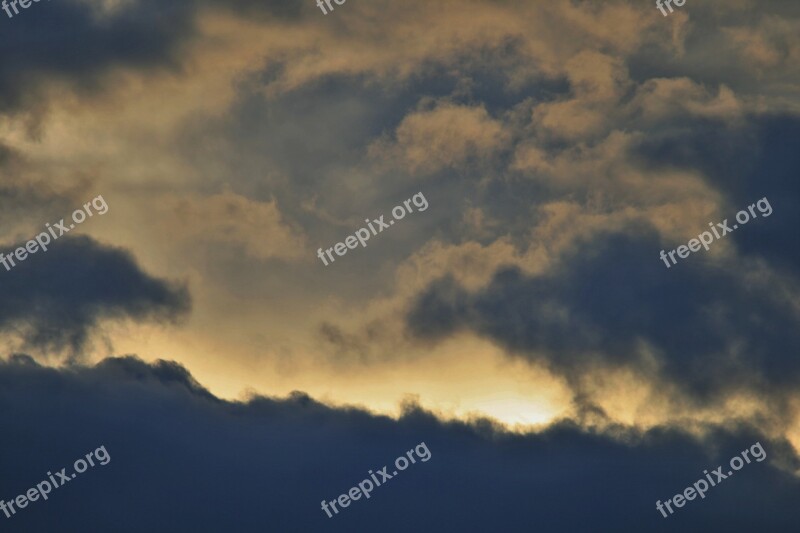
[1, 0, 800, 531]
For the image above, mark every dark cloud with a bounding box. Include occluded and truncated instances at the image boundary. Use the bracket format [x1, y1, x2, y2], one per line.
[628, 0, 800, 96]
[636, 115, 800, 276]
[0, 1, 189, 113]
[0, 0, 309, 114]
[0, 355, 798, 532]
[407, 226, 800, 400]
[0, 235, 190, 354]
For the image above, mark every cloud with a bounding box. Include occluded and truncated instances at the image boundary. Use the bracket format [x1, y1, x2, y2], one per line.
[634, 115, 800, 277]
[532, 50, 631, 141]
[0, 4, 798, 516]
[631, 78, 743, 122]
[0, 355, 798, 532]
[371, 102, 510, 174]
[0, 0, 311, 118]
[0, 142, 97, 239]
[0, 236, 190, 354]
[0, 0, 194, 115]
[164, 191, 308, 262]
[406, 226, 800, 404]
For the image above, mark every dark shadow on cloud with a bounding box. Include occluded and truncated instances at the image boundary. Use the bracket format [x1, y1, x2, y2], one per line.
[0, 1, 193, 113]
[0, 0, 310, 114]
[718, 116, 800, 276]
[0, 235, 190, 354]
[628, 0, 800, 95]
[407, 226, 800, 401]
[634, 114, 800, 277]
[0, 355, 798, 532]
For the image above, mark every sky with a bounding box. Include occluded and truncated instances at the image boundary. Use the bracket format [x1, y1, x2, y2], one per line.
[0, 0, 799, 531]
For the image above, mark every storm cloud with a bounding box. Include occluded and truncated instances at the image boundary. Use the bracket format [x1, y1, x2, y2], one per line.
[0, 355, 798, 532]
[0, 236, 190, 353]
[407, 224, 800, 402]
[0, 0, 798, 529]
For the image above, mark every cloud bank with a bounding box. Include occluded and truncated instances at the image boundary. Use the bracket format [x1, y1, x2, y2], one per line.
[0, 355, 799, 532]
